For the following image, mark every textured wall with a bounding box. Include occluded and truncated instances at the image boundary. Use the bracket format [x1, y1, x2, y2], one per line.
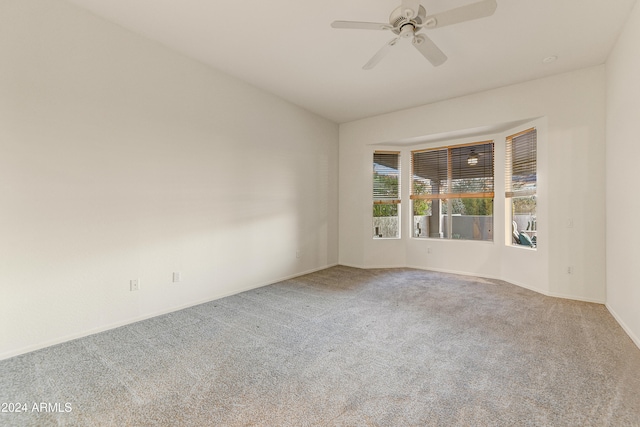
[0, 0, 338, 359]
[606, 0, 640, 348]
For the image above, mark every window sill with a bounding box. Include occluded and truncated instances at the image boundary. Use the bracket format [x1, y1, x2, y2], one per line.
[508, 244, 537, 251]
[411, 237, 494, 244]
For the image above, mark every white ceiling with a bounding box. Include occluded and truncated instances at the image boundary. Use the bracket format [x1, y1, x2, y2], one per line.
[65, 0, 637, 123]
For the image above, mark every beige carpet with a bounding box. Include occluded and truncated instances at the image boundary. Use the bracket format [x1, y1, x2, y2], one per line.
[1, 266, 639, 426]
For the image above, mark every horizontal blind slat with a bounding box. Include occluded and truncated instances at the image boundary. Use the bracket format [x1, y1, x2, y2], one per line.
[412, 141, 494, 199]
[505, 128, 536, 197]
[373, 151, 400, 201]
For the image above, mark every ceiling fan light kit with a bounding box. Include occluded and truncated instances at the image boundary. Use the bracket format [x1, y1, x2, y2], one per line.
[467, 151, 479, 165]
[331, 0, 497, 69]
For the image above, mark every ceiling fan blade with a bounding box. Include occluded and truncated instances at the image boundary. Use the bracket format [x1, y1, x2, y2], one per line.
[412, 33, 447, 67]
[423, 0, 497, 29]
[401, 0, 421, 19]
[363, 38, 400, 70]
[331, 21, 392, 31]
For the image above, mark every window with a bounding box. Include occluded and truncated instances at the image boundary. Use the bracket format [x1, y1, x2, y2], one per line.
[506, 128, 537, 248]
[411, 141, 494, 241]
[373, 151, 400, 238]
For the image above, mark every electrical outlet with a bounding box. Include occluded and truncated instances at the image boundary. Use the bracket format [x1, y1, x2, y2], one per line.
[567, 266, 573, 275]
[296, 250, 301, 259]
[427, 247, 432, 254]
[567, 218, 574, 228]
[172, 272, 181, 283]
[130, 279, 140, 291]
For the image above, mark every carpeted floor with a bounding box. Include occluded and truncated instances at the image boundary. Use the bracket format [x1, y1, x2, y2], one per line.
[1, 266, 640, 426]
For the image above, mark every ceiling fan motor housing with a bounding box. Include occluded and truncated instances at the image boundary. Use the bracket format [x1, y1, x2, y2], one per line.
[390, 5, 427, 36]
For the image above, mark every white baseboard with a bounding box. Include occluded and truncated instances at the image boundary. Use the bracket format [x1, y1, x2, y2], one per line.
[352, 263, 606, 305]
[353, 262, 546, 295]
[339, 263, 407, 270]
[606, 304, 640, 351]
[0, 263, 338, 362]
[546, 291, 605, 304]
[337, 262, 366, 269]
[406, 264, 503, 282]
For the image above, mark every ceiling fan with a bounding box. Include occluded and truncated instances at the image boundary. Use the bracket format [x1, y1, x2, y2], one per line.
[331, 0, 497, 69]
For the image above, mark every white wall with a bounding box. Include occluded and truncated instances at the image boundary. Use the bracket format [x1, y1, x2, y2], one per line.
[0, 0, 338, 360]
[606, 0, 640, 348]
[339, 66, 606, 303]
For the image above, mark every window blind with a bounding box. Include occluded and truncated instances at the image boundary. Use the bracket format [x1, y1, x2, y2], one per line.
[505, 128, 537, 198]
[373, 151, 400, 204]
[411, 141, 494, 200]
